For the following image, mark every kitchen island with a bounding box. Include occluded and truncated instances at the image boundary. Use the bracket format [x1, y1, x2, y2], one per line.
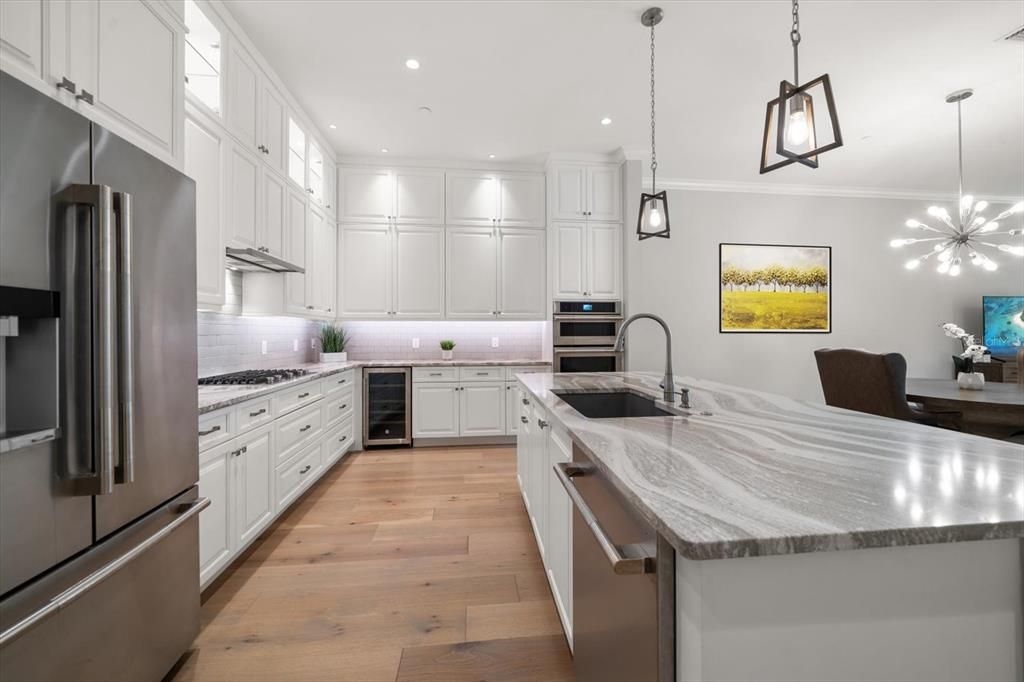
[516, 371, 1023, 682]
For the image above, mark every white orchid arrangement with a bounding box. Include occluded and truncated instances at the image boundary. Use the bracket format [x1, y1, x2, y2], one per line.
[941, 322, 988, 361]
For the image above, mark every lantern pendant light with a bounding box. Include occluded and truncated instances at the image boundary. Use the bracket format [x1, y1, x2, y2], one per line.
[759, 0, 843, 174]
[637, 6, 670, 240]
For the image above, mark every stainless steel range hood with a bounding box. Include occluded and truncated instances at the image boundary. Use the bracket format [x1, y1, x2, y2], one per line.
[225, 247, 305, 273]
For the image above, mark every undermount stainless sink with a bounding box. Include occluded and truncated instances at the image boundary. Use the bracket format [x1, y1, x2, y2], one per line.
[553, 390, 677, 419]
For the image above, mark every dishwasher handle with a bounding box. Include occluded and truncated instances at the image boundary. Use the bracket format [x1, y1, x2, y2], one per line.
[554, 462, 655, 575]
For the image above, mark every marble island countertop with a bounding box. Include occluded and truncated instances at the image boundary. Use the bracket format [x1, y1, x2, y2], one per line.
[517, 371, 1024, 561]
[198, 359, 549, 414]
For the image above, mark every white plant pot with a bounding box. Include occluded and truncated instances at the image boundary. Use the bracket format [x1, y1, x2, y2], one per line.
[319, 351, 348, 363]
[956, 371, 985, 390]
[441, 350, 454, 361]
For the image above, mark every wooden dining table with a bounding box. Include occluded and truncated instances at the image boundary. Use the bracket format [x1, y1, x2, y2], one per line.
[906, 378, 1024, 439]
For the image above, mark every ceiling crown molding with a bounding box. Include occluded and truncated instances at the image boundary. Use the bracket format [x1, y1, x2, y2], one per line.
[646, 177, 1024, 204]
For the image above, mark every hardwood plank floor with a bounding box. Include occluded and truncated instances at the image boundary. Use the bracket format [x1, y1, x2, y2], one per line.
[170, 445, 574, 682]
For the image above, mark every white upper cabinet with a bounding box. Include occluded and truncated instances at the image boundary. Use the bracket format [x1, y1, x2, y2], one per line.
[226, 141, 259, 249]
[339, 224, 391, 318]
[586, 166, 622, 222]
[587, 222, 622, 299]
[225, 38, 259, 150]
[498, 229, 546, 318]
[260, 78, 287, 174]
[261, 168, 286, 257]
[323, 161, 336, 216]
[1, 0, 43, 84]
[446, 227, 499, 318]
[338, 167, 443, 225]
[304, 203, 335, 317]
[284, 187, 307, 315]
[552, 221, 621, 300]
[185, 111, 225, 307]
[497, 174, 545, 228]
[308, 140, 325, 206]
[447, 171, 545, 227]
[393, 226, 444, 318]
[393, 170, 445, 224]
[183, 0, 221, 116]
[549, 163, 621, 223]
[551, 166, 586, 221]
[287, 116, 306, 188]
[552, 222, 586, 299]
[446, 172, 496, 226]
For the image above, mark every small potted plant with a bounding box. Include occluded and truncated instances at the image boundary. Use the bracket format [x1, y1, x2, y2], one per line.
[942, 322, 987, 389]
[439, 339, 456, 361]
[319, 322, 349, 363]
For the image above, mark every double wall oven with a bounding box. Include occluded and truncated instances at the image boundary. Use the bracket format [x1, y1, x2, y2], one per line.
[552, 301, 624, 373]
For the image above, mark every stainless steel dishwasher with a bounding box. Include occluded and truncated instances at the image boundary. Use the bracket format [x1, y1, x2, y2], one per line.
[555, 444, 675, 682]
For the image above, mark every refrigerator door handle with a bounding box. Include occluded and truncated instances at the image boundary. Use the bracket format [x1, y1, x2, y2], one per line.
[55, 184, 118, 496]
[114, 191, 134, 484]
[0, 497, 209, 647]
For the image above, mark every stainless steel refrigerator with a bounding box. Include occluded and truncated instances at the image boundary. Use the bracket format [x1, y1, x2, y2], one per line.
[0, 71, 206, 681]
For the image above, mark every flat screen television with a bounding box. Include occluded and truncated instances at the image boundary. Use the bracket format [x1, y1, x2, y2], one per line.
[982, 295, 1024, 353]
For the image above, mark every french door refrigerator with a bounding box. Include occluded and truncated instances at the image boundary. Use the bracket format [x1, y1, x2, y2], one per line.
[0, 72, 206, 681]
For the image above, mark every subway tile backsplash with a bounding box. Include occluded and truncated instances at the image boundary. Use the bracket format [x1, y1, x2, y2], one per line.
[197, 312, 320, 377]
[341, 320, 546, 361]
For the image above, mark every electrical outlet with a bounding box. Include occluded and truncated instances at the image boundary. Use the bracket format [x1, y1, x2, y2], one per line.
[491, 336, 499, 348]
[261, 340, 268, 355]
[293, 339, 299, 352]
[412, 337, 420, 349]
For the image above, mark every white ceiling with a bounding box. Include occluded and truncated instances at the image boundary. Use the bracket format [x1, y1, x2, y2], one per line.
[225, 0, 1024, 196]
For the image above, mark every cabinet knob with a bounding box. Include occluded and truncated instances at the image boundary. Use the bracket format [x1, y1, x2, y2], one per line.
[537, 419, 549, 429]
[56, 76, 76, 94]
[520, 416, 528, 424]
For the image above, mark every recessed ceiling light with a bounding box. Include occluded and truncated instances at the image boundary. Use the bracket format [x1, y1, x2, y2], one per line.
[381, 148, 389, 153]
[328, 123, 337, 129]
[417, 106, 432, 115]
[600, 117, 612, 126]
[488, 154, 496, 159]
[405, 58, 420, 70]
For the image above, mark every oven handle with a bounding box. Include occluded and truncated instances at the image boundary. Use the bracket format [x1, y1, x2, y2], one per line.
[553, 315, 624, 322]
[554, 462, 655, 575]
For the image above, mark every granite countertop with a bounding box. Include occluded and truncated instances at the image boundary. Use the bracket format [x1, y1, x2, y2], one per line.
[198, 359, 549, 414]
[517, 371, 1024, 561]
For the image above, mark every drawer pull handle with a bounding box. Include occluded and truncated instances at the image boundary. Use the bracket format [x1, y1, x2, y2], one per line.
[520, 416, 528, 424]
[339, 404, 347, 410]
[476, 372, 488, 376]
[198, 425, 221, 437]
[299, 424, 312, 433]
[299, 465, 311, 475]
[339, 435, 347, 443]
[298, 392, 310, 399]
[429, 372, 442, 376]
[521, 398, 529, 405]
[337, 379, 346, 384]
[537, 419, 549, 429]
[249, 408, 267, 417]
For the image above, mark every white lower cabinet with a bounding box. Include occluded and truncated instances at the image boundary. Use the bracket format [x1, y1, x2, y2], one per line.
[233, 424, 275, 546]
[198, 370, 358, 589]
[412, 383, 460, 438]
[505, 383, 521, 435]
[198, 440, 233, 587]
[516, 389, 573, 647]
[460, 383, 506, 436]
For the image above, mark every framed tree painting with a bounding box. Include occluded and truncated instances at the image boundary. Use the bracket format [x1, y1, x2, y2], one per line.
[719, 243, 831, 333]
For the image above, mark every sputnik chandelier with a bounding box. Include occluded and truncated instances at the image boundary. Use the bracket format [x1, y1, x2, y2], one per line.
[892, 89, 1023, 276]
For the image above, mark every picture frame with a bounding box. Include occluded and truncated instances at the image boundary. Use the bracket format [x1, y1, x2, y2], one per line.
[719, 243, 832, 333]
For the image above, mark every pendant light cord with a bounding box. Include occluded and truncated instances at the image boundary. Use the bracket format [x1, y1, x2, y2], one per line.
[649, 19, 657, 193]
[956, 99, 964, 208]
[791, 0, 801, 86]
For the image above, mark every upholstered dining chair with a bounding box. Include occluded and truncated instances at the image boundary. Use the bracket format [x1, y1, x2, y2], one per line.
[814, 349, 959, 427]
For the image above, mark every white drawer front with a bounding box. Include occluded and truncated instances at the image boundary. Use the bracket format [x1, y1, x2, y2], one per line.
[325, 370, 355, 395]
[323, 416, 355, 468]
[275, 402, 323, 466]
[459, 366, 505, 382]
[323, 386, 355, 430]
[235, 397, 273, 433]
[276, 441, 322, 510]
[198, 409, 234, 451]
[505, 365, 549, 381]
[274, 380, 324, 416]
[413, 366, 459, 382]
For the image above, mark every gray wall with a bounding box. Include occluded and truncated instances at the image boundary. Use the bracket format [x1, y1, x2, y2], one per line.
[624, 188, 1024, 401]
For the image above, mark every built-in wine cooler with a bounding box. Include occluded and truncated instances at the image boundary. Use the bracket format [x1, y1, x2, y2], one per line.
[362, 367, 412, 447]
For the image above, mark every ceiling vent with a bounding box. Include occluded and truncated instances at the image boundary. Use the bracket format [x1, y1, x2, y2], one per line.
[1001, 25, 1024, 42]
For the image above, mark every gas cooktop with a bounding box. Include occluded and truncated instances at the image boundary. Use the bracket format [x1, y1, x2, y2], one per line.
[198, 369, 310, 386]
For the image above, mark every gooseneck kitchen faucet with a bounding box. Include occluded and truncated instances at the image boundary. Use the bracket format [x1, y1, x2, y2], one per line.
[613, 313, 687, 407]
